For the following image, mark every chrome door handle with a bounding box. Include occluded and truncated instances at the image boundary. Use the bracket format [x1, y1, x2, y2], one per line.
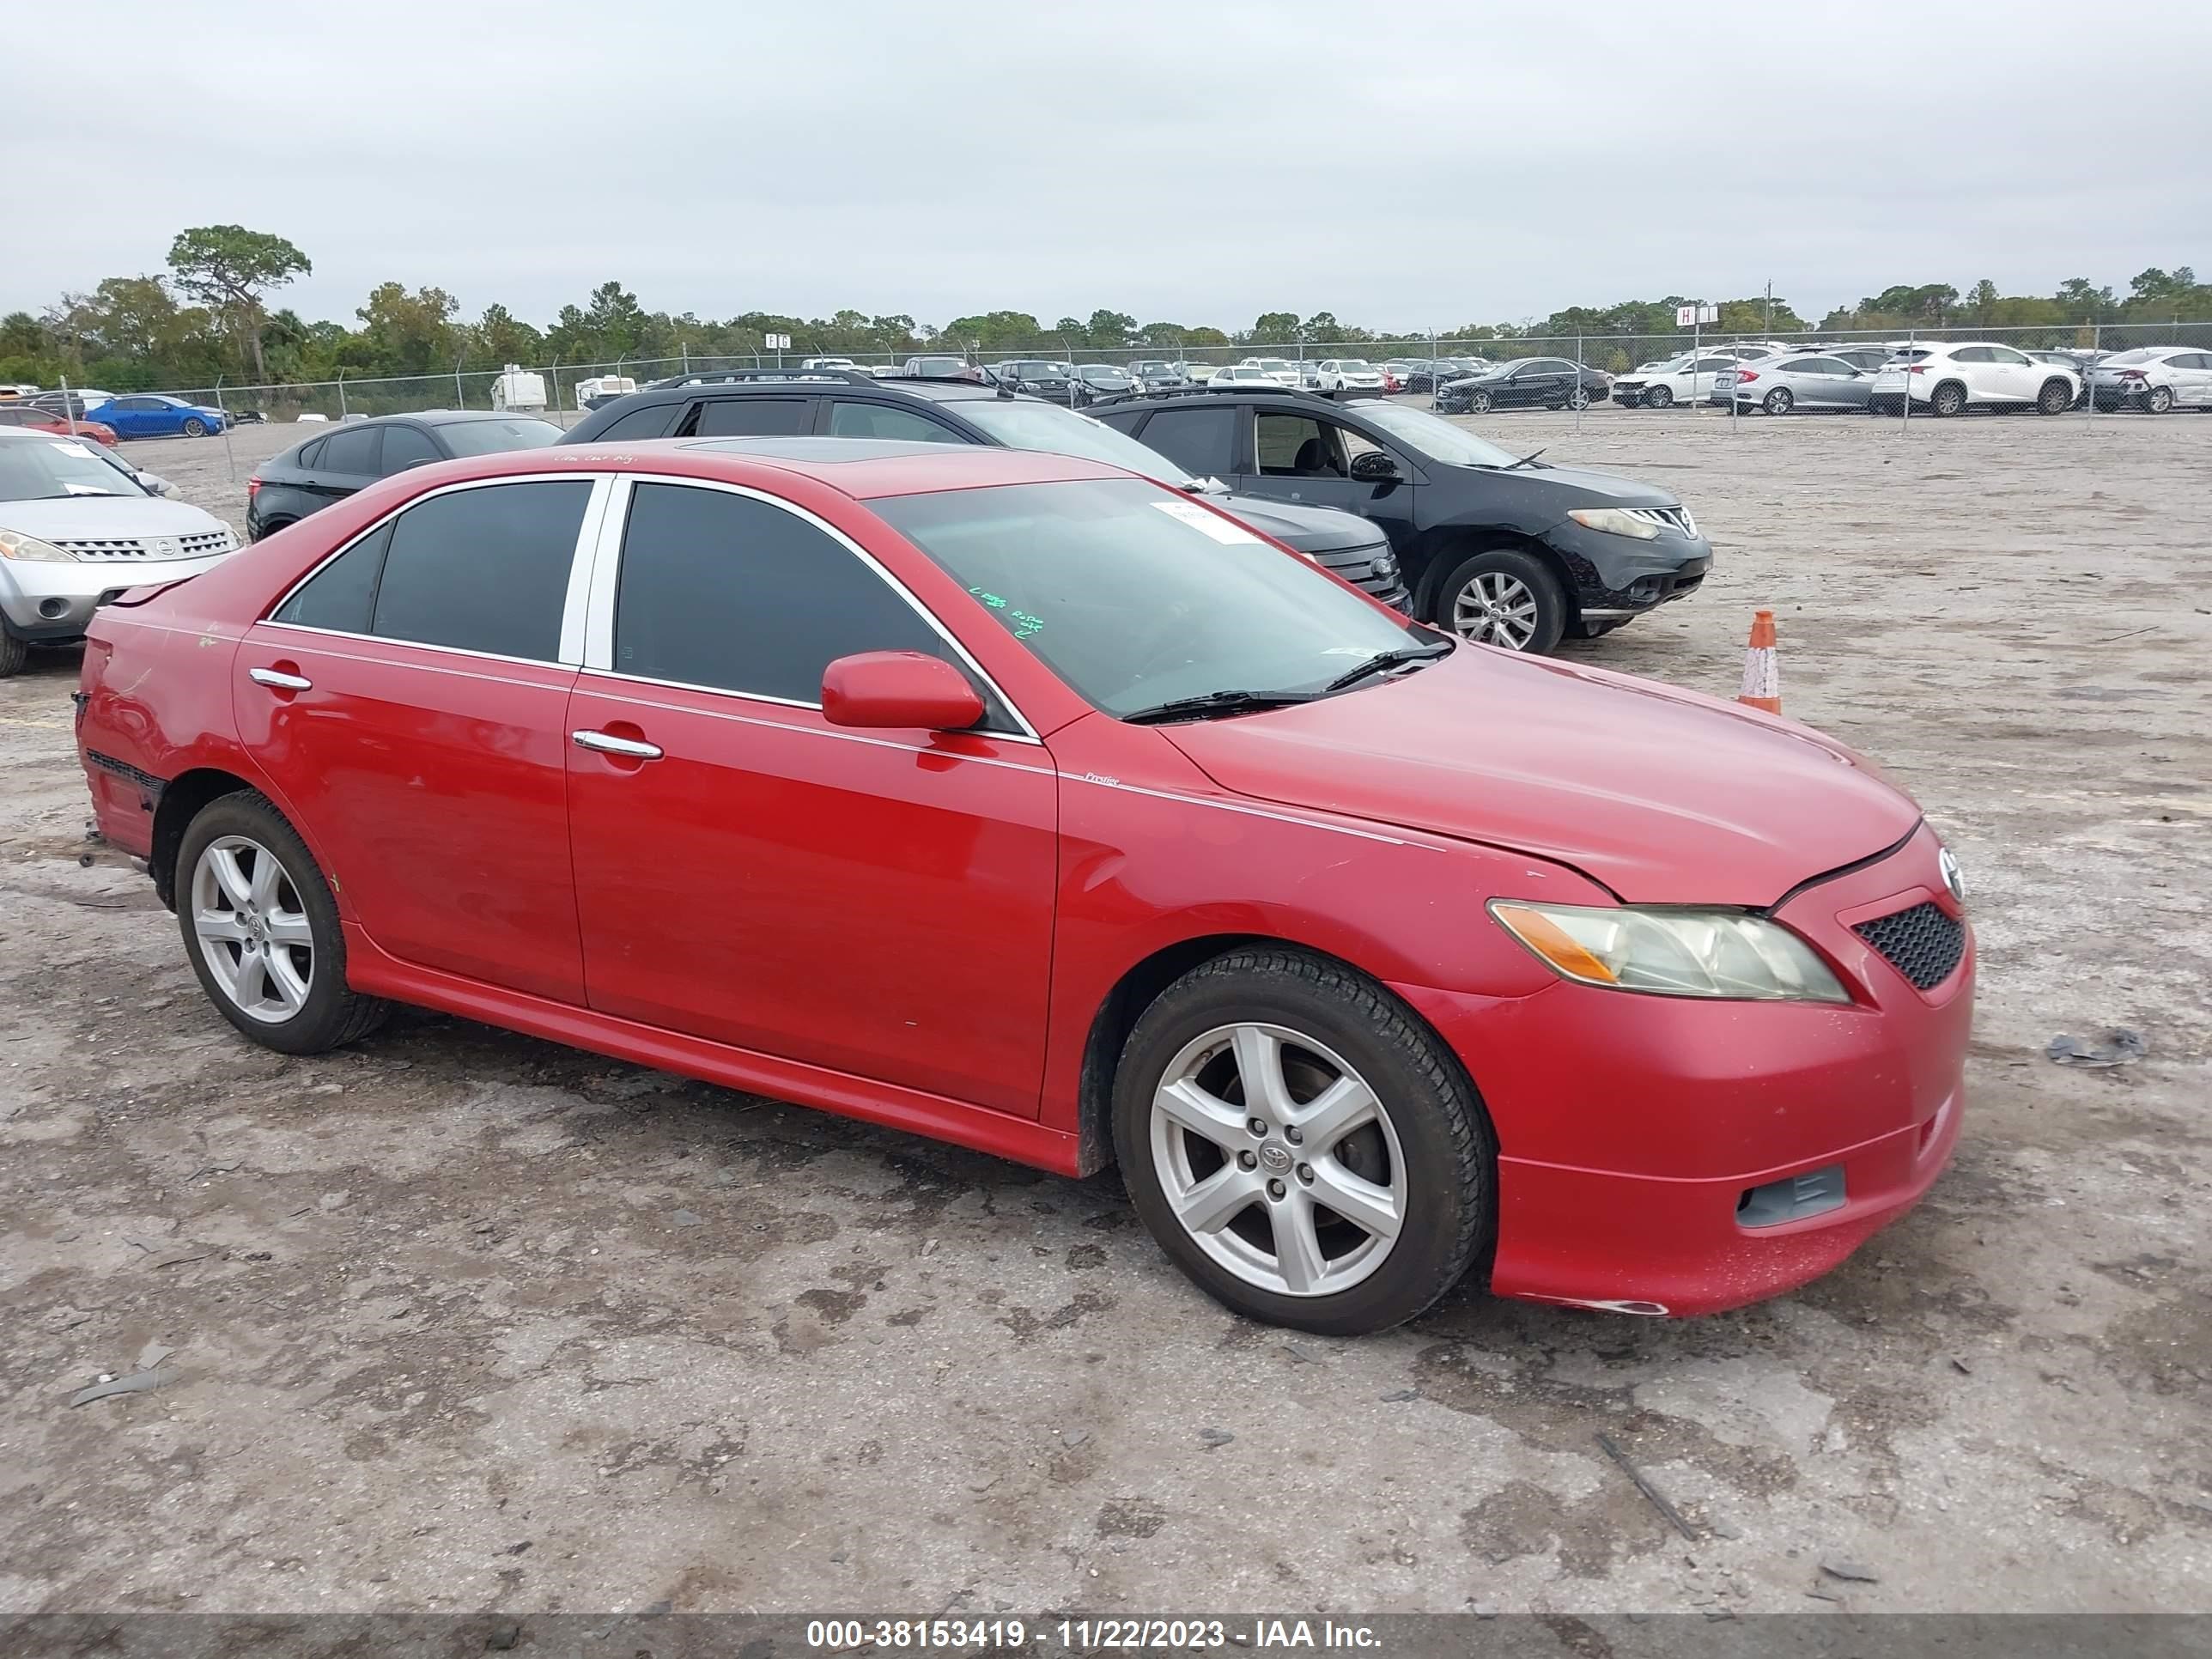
[571, 729, 663, 761]
[249, 666, 313, 691]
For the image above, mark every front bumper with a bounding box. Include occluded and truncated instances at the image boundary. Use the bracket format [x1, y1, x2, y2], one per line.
[1, 550, 233, 641]
[1395, 822, 1972, 1316]
[1542, 517, 1712, 615]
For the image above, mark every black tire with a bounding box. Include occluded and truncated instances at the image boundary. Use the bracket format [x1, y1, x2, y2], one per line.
[247, 517, 295, 544]
[1644, 386, 1673, 410]
[2146, 385, 2174, 414]
[1112, 947, 1495, 1336]
[1434, 547, 1568, 655]
[1930, 381, 1967, 417]
[175, 790, 390, 1055]
[0, 629, 27, 679]
[181, 417, 208, 438]
[1763, 386, 1794, 416]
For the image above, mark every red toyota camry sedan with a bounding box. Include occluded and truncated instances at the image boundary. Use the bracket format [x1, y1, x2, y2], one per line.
[75, 438, 1971, 1334]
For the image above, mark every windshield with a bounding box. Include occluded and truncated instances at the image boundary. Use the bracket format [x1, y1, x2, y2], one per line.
[1078, 366, 1123, 381]
[1355, 403, 1517, 469]
[958, 398, 1197, 484]
[0, 435, 143, 501]
[1335, 360, 1371, 371]
[1250, 360, 1292, 372]
[876, 478, 1420, 717]
[434, 417, 562, 456]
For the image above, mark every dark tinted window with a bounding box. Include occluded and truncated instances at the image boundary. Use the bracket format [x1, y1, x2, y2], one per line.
[690, 398, 809, 437]
[436, 416, 562, 456]
[592, 404, 682, 441]
[379, 424, 441, 473]
[1139, 406, 1237, 477]
[1951, 347, 1991, 364]
[273, 522, 393, 633]
[294, 438, 325, 468]
[370, 480, 591, 660]
[825, 401, 963, 442]
[613, 482, 945, 702]
[319, 424, 382, 475]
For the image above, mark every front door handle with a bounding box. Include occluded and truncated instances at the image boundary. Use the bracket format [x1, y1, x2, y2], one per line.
[572, 729, 663, 761]
[249, 666, 313, 691]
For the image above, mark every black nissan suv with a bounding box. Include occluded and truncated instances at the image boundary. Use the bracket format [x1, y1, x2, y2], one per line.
[1087, 386, 1710, 653]
[566, 370, 1408, 607]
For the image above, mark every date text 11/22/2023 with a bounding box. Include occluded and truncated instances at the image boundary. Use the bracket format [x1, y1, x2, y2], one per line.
[804, 1620, 1384, 1651]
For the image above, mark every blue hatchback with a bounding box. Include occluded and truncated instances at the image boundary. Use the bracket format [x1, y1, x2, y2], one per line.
[86, 394, 228, 439]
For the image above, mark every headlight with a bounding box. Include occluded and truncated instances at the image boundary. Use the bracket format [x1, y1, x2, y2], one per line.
[1566, 507, 1661, 541]
[0, 528, 77, 562]
[1490, 901, 1850, 1002]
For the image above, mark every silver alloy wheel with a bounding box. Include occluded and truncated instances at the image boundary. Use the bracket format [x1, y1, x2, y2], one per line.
[190, 835, 314, 1024]
[2147, 386, 2174, 413]
[1765, 387, 1793, 416]
[1150, 1023, 1406, 1297]
[1567, 386, 1590, 410]
[1451, 570, 1541, 650]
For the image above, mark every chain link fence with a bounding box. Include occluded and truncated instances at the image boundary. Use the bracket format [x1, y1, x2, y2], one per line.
[108, 319, 2212, 433]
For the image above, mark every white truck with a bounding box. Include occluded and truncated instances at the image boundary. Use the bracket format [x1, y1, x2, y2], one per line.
[574, 375, 639, 410]
[489, 365, 547, 413]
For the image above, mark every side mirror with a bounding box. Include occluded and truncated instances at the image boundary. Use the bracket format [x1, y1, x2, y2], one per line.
[1349, 450, 1401, 483]
[136, 471, 171, 495]
[822, 651, 985, 732]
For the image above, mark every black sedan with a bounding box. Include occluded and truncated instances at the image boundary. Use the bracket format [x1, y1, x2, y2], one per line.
[1437, 357, 1611, 414]
[245, 410, 562, 540]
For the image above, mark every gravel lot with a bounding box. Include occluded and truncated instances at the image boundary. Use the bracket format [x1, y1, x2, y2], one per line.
[2, 405, 2206, 1617]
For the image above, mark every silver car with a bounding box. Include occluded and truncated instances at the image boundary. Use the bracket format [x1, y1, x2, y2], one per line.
[1723, 352, 1878, 415]
[0, 428, 239, 677]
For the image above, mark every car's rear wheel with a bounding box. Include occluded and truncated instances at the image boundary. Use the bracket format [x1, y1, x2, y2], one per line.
[177, 792, 390, 1055]
[1644, 386, 1673, 410]
[1930, 381, 1967, 417]
[1763, 386, 1795, 416]
[1113, 948, 1494, 1335]
[2146, 385, 2175, 414]
[1437, 549, 1566, 654]
[2036, 380, 2073, 416]
[181, 417, 208, 438]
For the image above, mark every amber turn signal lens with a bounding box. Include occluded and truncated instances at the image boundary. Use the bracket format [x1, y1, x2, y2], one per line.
[1492, 903, 1619, 984]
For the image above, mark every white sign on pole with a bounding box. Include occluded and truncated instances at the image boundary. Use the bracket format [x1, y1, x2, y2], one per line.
[763, 332, 792, 350]
[1675, 304, 1719, 327]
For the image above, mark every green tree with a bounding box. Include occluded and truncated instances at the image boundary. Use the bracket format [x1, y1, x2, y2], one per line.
[1243, 311, 1300, 344]
[472, 302, 544, 368]
[1084, 308, 1139, 347]
[166, 225, 311, 383]
[355, 283, 461, 376]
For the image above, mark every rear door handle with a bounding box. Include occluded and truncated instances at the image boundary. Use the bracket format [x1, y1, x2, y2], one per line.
[249, 666, 313, 691]
[572, 729, 663, 761]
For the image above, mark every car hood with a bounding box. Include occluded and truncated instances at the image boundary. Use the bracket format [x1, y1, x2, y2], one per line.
[1476, 464, 1679, 511]
[1158, 647, 1920, 906]
[0, 495, 229, 540]
[1206, 491, 1384, 555]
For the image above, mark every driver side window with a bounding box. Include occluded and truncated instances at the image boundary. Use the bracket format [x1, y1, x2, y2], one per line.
[1255, 414, 1347, 478]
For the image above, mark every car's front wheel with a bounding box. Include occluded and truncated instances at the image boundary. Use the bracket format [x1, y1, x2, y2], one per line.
[1114, 948, 1494, 1335]
[1565, 386, 1591, 411]
[1466, 389, 1493, 414]
[1644, 386, 1673, 410]
[181, 417, 208, 438]
[2036, 380, 2074, 415]
[1437, 548, 1566, 654]
[0, 630, 27, 679]
[177, 791, 390, 1054]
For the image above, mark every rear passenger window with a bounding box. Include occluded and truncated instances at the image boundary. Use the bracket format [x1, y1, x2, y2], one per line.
[273, 522, 393, 633]
[690, 398, 810, 437]
[295, 438, 326, 468]
[592, 404, 681, 441]
[825, 401, 962, 442]
[371, 480, 592, 661]
[1139, 406, 1237, 477]
[319, 425, 382, 475]
[613, 483, 947, 703]
[380, 424, 441, 473]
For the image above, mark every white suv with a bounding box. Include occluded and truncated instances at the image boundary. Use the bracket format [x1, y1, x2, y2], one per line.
[1312, 359, 1388, 392]
[1868, 343, 2080, 416]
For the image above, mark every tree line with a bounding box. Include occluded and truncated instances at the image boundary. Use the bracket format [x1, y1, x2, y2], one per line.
[3, 223, 2207, 394]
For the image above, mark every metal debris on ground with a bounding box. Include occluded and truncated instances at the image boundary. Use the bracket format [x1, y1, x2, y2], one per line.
[2045, 1029, 2146, 1068]
[1596, 1431, 1701, 1541]
[1197, 1427, 1235, 1449]
[69, 1368, 178, 1407]
[1820, 1557, 1881, 1583]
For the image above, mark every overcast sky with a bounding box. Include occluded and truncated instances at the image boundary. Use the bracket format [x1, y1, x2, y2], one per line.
[9, 1, 2209, 331]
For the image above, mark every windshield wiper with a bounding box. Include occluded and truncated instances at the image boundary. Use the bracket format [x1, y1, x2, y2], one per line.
[1322, 641, 1453, 692]
[1503, 447, 1547, 471]
[1121, 689, 1316, 726]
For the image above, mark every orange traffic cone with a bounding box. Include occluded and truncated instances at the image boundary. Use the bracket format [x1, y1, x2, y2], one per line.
[1736, 610, 1781, 714]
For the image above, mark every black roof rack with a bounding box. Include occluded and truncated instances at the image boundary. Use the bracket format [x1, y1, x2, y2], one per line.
[645, 366, 876, 389]
[1084, 382, 1344, 410]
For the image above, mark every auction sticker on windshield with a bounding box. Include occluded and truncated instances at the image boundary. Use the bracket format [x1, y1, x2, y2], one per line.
[1150, 499, 1261, 544]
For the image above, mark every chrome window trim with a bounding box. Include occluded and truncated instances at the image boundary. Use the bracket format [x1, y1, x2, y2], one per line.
[586, 471, 1042, 744]
[246, 627, 577, 690]
[263, 471, 610, 667]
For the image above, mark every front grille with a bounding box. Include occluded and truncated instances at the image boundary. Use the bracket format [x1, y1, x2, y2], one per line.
[1853, 902, 1965, 991]
[1313, 544, 1399, 594]
[54, 529, 234, 562]
[1624, 505, 1698, 538]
